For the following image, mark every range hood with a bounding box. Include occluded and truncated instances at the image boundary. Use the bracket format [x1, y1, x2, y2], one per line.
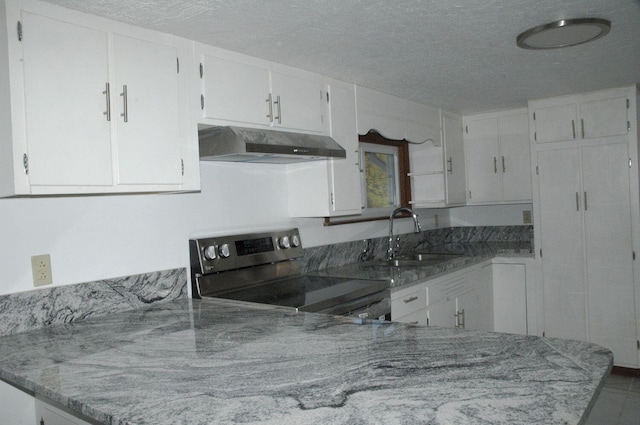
[198, 126, 346, 163]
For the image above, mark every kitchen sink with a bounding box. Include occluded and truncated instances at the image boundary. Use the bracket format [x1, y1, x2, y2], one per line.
[376, 252, 464, 268]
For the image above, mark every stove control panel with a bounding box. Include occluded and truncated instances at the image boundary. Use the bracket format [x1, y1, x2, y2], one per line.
[190, 228, 303, 274]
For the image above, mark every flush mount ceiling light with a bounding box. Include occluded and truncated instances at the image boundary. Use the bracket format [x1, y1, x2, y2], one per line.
[517, 18, 611, 49]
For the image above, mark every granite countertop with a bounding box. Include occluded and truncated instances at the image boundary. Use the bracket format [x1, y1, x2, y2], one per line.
[0, 297, 611, 425]
[310, 242, 534, 291]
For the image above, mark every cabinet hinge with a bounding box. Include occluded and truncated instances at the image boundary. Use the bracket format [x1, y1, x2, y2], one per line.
[539, 248, 542, 258]
[534, 132, 537, 141]
[176, 57, 180, 74]
[199, 63, 203, 79]
[536, 165, 539, 175]
[200, 94, 204, 110]
[627, 98, 630, 109]
[533, 112, 536, 121]
[465, 125, 468, 134]
[330, 192, 335, 205]
[23, 153, 28, 174]
[17, 21, 22, 41]
[468, 190, 472, 200]
[181, 159, 184, 176]
[326, 91, 330, 103]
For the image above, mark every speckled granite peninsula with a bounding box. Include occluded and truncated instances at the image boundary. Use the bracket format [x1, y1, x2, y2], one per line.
[0, 297, 611, 425]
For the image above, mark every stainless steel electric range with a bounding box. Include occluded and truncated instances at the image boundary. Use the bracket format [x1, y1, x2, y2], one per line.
[189, 228, 390, 319]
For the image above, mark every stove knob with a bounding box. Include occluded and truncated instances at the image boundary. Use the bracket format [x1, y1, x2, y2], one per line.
[278, 236, 291, 249]
[290, 234, 300, 247]
[218, 243, 230, 258]
[204, 245, 217, 260]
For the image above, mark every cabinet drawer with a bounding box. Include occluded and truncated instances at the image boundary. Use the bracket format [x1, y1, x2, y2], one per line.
[391, 286, 427, 319]
[393, 307, 429, 326]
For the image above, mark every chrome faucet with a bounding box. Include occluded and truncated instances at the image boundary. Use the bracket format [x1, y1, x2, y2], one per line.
[387, 207, 422, 260]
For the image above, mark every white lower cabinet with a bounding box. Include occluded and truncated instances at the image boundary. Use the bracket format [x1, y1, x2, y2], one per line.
[391, 261, 494, 331]
[391, 283, 428, 324]
[492, 262, 528, 335]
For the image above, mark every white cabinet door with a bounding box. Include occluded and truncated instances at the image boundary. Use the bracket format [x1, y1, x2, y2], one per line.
[391, 284, 427, 321]
[579, 96, 629, 140]
[499, 113, 531, 202]
[21, 12, 113, 187]
[270, 71, 325, 133]
[428, 298, 457, 328]
[327, 83, 360, 215]
[443, 113, 466, 205]
[465, 117, 502, 203]
[581, 141, 638, 366]
[532, 102, 577, 143]
[458, 263, 493, 331]
[493, 263, 527, 334]
[112, 34, 183, 185]
[200, 55, 271, 126]
[537, 147, 587, 341]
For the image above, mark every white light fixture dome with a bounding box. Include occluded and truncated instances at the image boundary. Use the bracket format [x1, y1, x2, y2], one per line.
[517, 18, 611, 50]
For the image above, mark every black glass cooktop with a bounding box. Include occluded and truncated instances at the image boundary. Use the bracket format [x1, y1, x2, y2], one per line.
[212, 275, 389, 313]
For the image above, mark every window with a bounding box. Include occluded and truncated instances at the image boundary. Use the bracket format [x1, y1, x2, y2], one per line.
[361, 142, 400, 208]
[358, 132, 411, 218]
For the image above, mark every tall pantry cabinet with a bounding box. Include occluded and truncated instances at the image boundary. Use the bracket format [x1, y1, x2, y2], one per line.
[529, 85, 640, 368]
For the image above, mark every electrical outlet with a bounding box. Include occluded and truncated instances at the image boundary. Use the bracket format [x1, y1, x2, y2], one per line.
[523, 210, 532, 224]
[31, 254, 52, 287]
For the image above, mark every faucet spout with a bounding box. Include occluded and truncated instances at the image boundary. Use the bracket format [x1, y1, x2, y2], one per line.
[387, 207, 422, 260]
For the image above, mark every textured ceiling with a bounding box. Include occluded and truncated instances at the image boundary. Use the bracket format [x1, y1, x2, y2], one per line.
[41, 0, 640, 114]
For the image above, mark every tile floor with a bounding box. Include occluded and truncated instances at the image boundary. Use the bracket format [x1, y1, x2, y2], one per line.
[585, 373, 640, 425]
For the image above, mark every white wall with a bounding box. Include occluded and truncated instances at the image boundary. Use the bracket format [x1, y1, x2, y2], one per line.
[1, 162, 442, 296]
[449, 204, 532, 226]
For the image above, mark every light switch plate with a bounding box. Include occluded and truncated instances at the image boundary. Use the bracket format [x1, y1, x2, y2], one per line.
[31, 254, 52, 287]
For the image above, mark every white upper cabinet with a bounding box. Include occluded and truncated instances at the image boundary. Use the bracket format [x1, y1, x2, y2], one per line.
[20, 11, 113, 187]
[200, 54, 271, 126]
[532, 91, 629, 143]
[442, 112, 466, 206]
[0, 0, 198, 196]
[464, 109, 531, 204]
[111, 34, 183, 186]
[197, 45, 327, 134]
[287, 80, 361, 217]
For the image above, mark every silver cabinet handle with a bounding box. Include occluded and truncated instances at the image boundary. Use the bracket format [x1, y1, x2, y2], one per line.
[581, 118, 585, 138]
[455, 309, 465, 329]
[103, 82, 111, 121]
[120, 85, 128, 123]
[273, 95, 282, 124]
[266, 93, 273, 122]
[447, 157, 453, 173]
[584, 191, 588, 210]
[502, 156, 506, 173]
[403, 296, 418, 303]
[494, 157, 497, 173]
[572, 120, 576, 139]
[576, 192, 580, 211]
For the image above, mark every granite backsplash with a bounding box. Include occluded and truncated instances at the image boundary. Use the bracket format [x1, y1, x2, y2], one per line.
[0, 225, 531, 337]
[301, 225, 533, 273]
